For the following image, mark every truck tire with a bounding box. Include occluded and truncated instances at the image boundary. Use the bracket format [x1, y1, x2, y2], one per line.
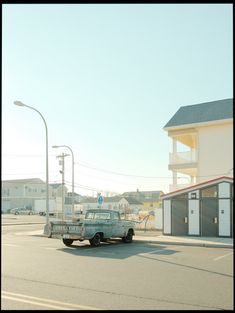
[89, 233, 101, 247]
[122, 230, 133, 243]
[62, 238, 74, 246]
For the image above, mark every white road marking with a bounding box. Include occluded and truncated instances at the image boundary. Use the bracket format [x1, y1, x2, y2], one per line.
[2, 291, 100, 310]
[15, 230, 44, 235]
[139, 249, 166, 256]
[213, 252, 233, 261]
[2, 295, 72, 310]
[2, 243, 20, 247]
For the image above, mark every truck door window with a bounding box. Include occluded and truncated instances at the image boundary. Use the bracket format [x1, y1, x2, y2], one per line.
[112, 212, 119, 220]
[85, 212, 94, 219]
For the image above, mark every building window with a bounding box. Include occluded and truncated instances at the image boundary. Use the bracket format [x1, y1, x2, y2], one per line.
[201, 185, 217, 198]
[191, 192, 197, 199]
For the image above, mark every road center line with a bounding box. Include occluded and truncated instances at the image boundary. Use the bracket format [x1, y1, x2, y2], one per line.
[2, 295, 72, 310]
[213, 252, 233, 261]
[2, 291, 100, 310]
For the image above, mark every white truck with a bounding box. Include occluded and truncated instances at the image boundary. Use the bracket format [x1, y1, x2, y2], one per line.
[50, 209, 136, 247]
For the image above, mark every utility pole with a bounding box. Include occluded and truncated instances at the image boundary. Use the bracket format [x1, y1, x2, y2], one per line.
[57, 153, 69, 220]
[52, 145, 75, 217]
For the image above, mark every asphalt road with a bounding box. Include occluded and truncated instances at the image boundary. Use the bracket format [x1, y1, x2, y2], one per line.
[1, 216, 234, 310]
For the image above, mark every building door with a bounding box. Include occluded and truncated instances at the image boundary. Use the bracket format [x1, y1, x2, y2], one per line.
[171, 199, 188, 236]
[201, 198, 218, 237]
[163, 200, 171, 234]
[188, 200, 200, 235]
[219, 199, 230, 237]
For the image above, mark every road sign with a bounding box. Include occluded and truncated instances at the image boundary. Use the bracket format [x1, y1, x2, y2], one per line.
[98, 195, 103, 205]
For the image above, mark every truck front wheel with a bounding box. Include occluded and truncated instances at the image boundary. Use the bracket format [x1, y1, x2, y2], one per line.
[89, 233, 101, 247]
[62, 238, 74, 246]
[122, 230, 133, 243]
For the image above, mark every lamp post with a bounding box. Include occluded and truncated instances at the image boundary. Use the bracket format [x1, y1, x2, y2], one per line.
[52, 145, 75, 217]
[14, 100, 50, 235]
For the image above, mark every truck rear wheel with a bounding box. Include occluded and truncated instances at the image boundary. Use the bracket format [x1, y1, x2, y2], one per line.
[89, 233, 101, 247]
[62, 238, 74, 246]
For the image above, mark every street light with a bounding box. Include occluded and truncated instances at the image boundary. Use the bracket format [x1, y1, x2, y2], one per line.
[14, 100, 50, 236]
[52, 145, 75, 217]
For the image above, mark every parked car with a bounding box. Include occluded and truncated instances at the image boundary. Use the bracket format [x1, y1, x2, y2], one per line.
[10, 207, 33, 215]
[39, 211, 55, 216]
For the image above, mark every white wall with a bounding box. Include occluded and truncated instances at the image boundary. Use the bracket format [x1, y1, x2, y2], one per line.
[219, 199, 231, 236]
[197, 123, 233, 182]
[163, 200, 171, 234]
[34, 199, 57, 213]
[155, 208, 163, 230]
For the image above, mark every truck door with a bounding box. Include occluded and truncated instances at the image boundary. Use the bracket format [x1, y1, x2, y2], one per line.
[111, 211, 124, 237]
[94, 212, 112, 238]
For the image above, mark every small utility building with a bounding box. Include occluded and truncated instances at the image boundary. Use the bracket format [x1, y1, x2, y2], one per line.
[162, 176, 233, 237]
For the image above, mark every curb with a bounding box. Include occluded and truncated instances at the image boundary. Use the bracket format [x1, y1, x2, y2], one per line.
[2, 222, 45, 226]
[36, 234, 233, 248]
[134, 238, 233, 249]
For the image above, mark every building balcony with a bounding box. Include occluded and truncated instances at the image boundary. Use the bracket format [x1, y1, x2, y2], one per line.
[169, 150, 197, 166]
[169, 183, 192, 192]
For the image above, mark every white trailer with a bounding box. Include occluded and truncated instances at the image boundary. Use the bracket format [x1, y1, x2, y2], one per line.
[34, 199, 58, 215]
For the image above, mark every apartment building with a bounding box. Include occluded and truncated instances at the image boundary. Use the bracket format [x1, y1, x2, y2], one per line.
[163, 98, 233, 192]
[1, 178, 67, 212]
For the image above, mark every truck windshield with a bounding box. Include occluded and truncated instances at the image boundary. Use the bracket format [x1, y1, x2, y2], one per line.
[85, 212, 111, 220]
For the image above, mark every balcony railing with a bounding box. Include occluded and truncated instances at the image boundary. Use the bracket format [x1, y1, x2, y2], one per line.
[169, 183, 192, 192]
[169, 151, 197, 165]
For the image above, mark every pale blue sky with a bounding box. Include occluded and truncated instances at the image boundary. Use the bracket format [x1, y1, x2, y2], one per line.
[2, 4, 233, 195]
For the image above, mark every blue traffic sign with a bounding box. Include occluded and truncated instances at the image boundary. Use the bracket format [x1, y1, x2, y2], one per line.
[98, 195, 103, 205]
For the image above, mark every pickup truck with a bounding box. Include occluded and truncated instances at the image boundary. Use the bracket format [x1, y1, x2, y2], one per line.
[50, 209, 135, 247]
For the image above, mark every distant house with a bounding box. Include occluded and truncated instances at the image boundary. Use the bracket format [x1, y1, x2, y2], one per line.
[163, 98, 233, 192]
[67, 192, 84, 203]
[79, 196, 144, 214]
[1, 178, 52, 212]
[50, 183, 68, 198]
[63, 192, 84, 215]
[122, 190, 164, 210]
[1, 178, 69, 213]
[119, 197, 144, 214]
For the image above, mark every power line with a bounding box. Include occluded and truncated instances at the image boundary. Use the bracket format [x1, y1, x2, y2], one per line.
[76, 162, 172, 179]
[75, 162, 233, 180]
[3, 154, 233, 180]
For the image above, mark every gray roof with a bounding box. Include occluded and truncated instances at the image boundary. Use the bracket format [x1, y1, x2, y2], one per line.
[2, 178, 45, 184]
[122, 191, 163, 202]
[123, 197, 143, 205]
[164, 98, 233, 129]
[80, 196, 143, 205]
[161, 176, 233, 199]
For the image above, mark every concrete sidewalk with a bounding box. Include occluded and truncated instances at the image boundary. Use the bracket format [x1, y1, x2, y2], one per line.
[134, 230, 233, 249]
